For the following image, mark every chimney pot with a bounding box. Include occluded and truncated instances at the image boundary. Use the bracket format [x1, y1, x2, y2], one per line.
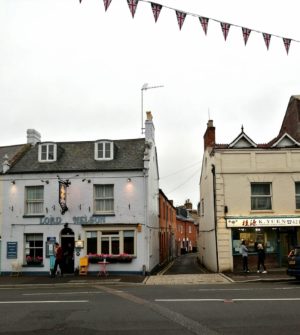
[27, 129, 41, 146]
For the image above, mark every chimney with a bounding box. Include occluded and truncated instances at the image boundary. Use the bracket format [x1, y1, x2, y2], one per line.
[185, 199, 192, 210]
[145, 111, 155, 143]
[204, 119, 215, 150]
[27, 129, 41, 146]
[2, 154, 10, 173]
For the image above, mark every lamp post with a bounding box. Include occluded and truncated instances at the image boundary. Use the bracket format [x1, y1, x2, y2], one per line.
[141, 83, 164, 134]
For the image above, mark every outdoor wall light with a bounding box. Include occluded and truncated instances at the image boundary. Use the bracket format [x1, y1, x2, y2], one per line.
[127, 178, 132, 182]
[75, 240, 84, 249]
[11, 180, 15, 185]
[82, 178, 91, 183]
[41, 179, 49, 184]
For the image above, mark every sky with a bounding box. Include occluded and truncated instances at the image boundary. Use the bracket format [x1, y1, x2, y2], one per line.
[1, 0, 300, 208]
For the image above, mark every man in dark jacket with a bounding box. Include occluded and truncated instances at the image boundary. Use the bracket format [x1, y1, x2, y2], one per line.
[257, 243, 267, 273]
[51, 242, 64, 277]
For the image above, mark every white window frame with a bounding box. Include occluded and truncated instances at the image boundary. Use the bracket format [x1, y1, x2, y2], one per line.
[38, 143, 57, 162]
[94, 184, 114, 214]
[295, 182, 300, 209]
[25, 186, 44, 215]
[94, 141, 113, 161]
[251, 182, 272, 211]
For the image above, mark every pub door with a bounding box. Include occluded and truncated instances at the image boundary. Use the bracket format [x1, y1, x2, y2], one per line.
[60, 226, 75, 274]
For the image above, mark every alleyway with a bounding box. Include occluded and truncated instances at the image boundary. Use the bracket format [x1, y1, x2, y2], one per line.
[164, 252, 208, 275]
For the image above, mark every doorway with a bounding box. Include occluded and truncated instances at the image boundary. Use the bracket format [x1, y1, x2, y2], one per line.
[60, 225, 75, 274]
[278, 228, 297, 267]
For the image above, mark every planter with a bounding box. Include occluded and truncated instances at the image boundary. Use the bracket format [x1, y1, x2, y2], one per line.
[87, 254, 133, 264]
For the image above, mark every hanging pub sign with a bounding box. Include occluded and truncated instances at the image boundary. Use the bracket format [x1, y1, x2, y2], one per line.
[59, 179, 70, 215]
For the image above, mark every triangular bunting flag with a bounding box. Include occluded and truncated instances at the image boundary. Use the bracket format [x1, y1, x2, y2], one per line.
[242, 27, 251, 45]
[127, 0, 139, 18]
[151, 3, 162, 23]
[79, 0, 82, 3]
[283, 38, 291, 55]
[263, 33, 271, 50]
[199, 17, 209, 35]
[103, 0, 112, 11]
[221, 22, 230, 41]
[176, 10, 186, 30]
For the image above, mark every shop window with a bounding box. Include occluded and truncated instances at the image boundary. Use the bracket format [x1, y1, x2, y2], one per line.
[38, 143, 56, 162]
[251, 183, 272, 210]
[25, 186, 44, 215]
[101, 231, 119, 255]
[95, 141, 113, 160]
[25, 234, 43, 265]
[86, 231, 97, 254]
[295, 182, 300, 209]
[94, 184, 114, 214]
[124, 231, 134, 254]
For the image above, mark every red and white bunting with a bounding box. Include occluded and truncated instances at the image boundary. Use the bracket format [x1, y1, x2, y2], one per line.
[263, 33, 271, 50]
[242, 27, 251, 45]
[127, 0, 139, 18]
[151, 3, 162, 23]
[199, 16, 209, 35]
[176, 10, 186, 30]
[103, 0, 112, 11]
[283, 38, 291, 55]
[221, 22, 230, 41]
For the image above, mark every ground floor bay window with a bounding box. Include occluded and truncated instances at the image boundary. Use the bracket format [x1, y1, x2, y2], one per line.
[85, 228, 136, 257]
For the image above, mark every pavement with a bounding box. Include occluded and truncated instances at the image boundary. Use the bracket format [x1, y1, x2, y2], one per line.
[0, 268, 295, 287]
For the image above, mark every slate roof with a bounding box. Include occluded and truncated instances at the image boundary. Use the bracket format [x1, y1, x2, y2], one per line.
[7, 138, 146, 174]
[0, 144, 30, 172]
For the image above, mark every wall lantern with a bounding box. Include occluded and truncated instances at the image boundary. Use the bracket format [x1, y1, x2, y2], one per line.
[75, 240, 84, 249]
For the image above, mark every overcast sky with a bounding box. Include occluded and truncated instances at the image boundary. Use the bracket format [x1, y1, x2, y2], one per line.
[1, 0, 300, 207]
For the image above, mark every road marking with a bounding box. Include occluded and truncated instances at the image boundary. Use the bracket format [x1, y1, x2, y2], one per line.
[23, 291, 102, 296]
[155, 298, 300, 302]
[0, 300, 88, 304]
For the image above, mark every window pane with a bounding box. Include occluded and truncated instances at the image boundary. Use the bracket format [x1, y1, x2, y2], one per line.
[97, 142, 104, 158]
[101, 237, 109, 254]
[48, 144, 54, 160]
[26, 186, 44, 214]
[111, 237, 119, 254]
[105, 142, 111, 158]
[296, 182, 300, 194]
[94, 185, 114, 213]
[25, 234, 43, 263]
[251, 183, 270, 195]
[124, 231, 134, 254]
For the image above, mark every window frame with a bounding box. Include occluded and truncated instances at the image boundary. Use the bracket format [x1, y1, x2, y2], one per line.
[94, 184, 114, 215]
[295, 182, 300, 209]
[38, 143, 57, 162]
[25, 185, 44, 215]
[94, 141, 114, 161]
[24, 233, 43, 265]
[251, 182, 272, 211]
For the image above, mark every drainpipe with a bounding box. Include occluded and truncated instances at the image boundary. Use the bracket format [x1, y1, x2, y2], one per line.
[211, 164, 220, 272]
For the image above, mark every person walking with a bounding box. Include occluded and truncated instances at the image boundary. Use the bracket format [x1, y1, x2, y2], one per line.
[51, 242, 64, 277]
[257, 243, 267, 273]
[241, 240, 250, 273]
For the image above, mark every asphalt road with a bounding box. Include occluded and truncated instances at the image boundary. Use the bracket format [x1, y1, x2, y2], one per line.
[164, 252, 207, 274]
[1, 281, 300, 334]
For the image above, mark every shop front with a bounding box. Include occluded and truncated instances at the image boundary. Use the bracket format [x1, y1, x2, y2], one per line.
[227, 216, 300, 271]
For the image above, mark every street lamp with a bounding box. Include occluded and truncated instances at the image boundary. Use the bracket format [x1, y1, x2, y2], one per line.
[141, 83, 164, 134]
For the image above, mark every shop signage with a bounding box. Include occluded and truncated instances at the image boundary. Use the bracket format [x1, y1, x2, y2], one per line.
[7, 242, 18, 259]
[226, 217, 300, 228]
[39, 216, 106, 225]
[58, 180, 69, 215]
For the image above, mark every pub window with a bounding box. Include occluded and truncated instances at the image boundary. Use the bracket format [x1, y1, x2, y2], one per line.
[95, 141, 113, 160]
[94, 184, 114, 214]
[25, 186, 44, 215]
[25, 234, 43, 265]
[86, 231, 97, 254]
[251, 183, 272, 210]
[123, 231, 135, 254]
[295, 182, 300, 209]
[101, 231, 119, 255]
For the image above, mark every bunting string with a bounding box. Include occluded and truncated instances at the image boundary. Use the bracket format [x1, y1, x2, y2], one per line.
[80, 0, 300, 55]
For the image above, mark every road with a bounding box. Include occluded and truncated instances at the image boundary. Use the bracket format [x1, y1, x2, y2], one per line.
[164, 252, 207, 275]
[1, 281, 300, 334]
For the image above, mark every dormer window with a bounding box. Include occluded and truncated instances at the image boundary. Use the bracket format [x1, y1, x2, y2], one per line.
[38, 143, 57, 162]
[95, 141, 113, 160]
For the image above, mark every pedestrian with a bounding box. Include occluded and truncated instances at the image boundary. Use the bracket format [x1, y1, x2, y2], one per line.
[240, 240, 250, 273]
[257, 243, 267, 273]
[51, 242, 64, 277]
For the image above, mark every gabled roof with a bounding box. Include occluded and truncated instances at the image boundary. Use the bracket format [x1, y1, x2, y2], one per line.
[271, 132, 300, 148]
[228, 128, 257, 148]
[7, 138, 146, 174]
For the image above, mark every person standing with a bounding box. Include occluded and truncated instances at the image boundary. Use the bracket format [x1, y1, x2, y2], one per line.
[241, 240, 250, 273]
[51, 242, 64, 277]
[257, 243, 267, 273]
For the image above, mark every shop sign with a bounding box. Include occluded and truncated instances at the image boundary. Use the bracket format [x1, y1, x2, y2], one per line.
[226, 217, 300, 228]
[39, 216, 106, 225]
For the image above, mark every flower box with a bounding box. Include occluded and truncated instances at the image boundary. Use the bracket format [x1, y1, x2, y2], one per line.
[26, 256, 43, 266]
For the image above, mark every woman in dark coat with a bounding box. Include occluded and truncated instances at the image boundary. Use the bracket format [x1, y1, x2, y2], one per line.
[257, 243, 267, 273]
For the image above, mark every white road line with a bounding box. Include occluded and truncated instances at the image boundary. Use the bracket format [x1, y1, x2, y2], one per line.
[155, 298, 300, 302]
[23, 291, 102, 296]
[0, 300, 88, 304]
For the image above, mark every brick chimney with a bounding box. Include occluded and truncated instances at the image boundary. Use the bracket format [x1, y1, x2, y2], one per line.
[204, 120, 215, 150]
[185, 199, 192, 210]
[145, 111, 155, 143]
[27, 129, 41, 146]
